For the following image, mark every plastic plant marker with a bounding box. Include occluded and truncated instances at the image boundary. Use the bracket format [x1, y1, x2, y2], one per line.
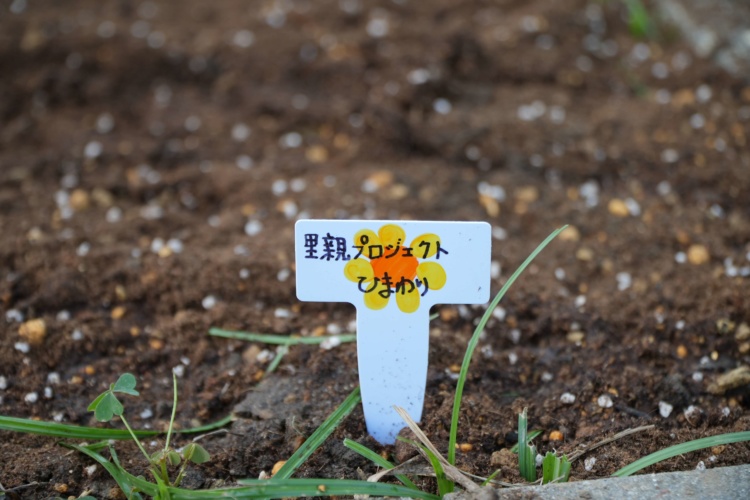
[295, 220, 490, 444]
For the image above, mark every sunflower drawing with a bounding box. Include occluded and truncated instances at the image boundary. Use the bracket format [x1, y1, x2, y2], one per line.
[343, 223, 447, 313]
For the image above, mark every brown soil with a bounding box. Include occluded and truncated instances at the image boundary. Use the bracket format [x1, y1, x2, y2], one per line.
[1, 0, 749, 498]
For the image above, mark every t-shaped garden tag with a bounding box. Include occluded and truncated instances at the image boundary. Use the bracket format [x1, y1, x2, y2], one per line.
[295, 220, 490, 444]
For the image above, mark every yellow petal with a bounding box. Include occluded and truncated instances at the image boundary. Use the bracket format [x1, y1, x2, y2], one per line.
[344, 258, 374, 283]
[378, 224, 406, 248]
[395, 287, 420, 313]
[354, 229, 380, 249]
[417, 262, 447, 290]
[364, 282, 389, 310]
[410, 233, 441, 259]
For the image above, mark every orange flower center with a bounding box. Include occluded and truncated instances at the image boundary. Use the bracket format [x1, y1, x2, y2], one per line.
[370, 252, 418, 284]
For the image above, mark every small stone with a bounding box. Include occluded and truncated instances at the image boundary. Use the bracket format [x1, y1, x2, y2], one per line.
[716, 318, 735, 334]
[676, 345, 688, 358]
[0, 376, 7, 390]
[560, 392, 576, 404]
[576, 247, 594, 261]
[271, 460, 286, 476]
[559, 225, 580, 242]
[736, 323, 750, 341]
[490, 448, 516, 468]
[658, 401, 673, 418]
[69, 189, 90, 211]
[111, 306, 126, 320]
[24, 392, 38, 403]
[707, 365, 750, 394]
[608, 198, 629, 217]
[687, 244, 710, 265]
[549, 430, 563, 441]
[202, 295, 217, 310]
[457, 443, 473, 453]
[53, 483, 69, 494]
[19, 318, 46, 346]
[305, 145, 329, 163]
[567, 331, 585, 343]
[597, 394, 613, 408]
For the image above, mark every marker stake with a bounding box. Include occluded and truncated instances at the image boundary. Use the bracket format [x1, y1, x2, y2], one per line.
[295, 220, 490, 444]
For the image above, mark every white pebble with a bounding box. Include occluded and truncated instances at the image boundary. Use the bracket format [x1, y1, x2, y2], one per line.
[510, 329, 521, 344]
[96, 113, 115, 134]
[433, 98, 452, 115]
[491, 226, 507, 240]
[24, 392, 39, 403]
[272, 179, 288, 196]
[53, 412, 64, 422]
[202, 295, 217, 310]
[480, 344, 494, 359]
[290, 178, 307, 192]
[535, 453, 544, 467]
[477, 181, 505, 201]
[274, 308, 291, 319]
[85, 465, 97, 477]
[407, 68, 430, 85]
[44, 387, 53, 399]
[508, 352, 518, 365]
[675, 320, 686, 330]
[560, 392, 576, 404]
[490, 261, 501, 279]
[257, 349, 275, 363]
[239, 268, 250, 279]
[692, 372, 703, 382]
[232, 30, 255, 48]
[77, 242, 91, 257]
[84, 141, 103, 159]
[280, 132, 302, 149]
[695, 461, 706, 471]
[491, 307, 506, 321]
[47, 372, 61, 385]
[320, 336, 342, 350]
[14, 342, 30, 353]
[584, 457, 597, 471]
[675, 251, 687, 264]
[236, 155, 253, 170]
[150, 237, 165, 253]
[696, 84, 712, 103]
[661, 149, 679, 163]
[277, 268, 291, 282]
[184, 116, 201, 132]
[5, 309, 24, 323]
[575, 295, 586, 308]
[597, 394, 613, 408]
[616, 272, 632, 291]
[106, 206, 122, 223]
[167, 238, 183, 254]
[541, 372, 553, 382]
[139, 407, 154, 419]
[366, 17, 389, 38]
[625, 198, 641, 216]
[722, 407, 730, 417]
[233, 244, 249, 256]
[0, 376, 7, 390]
[244, 220, 263, 236]
[72, 328, 84, 341]
[554, 268, 566, 281]
[658, 401, 673, 418]
[231, 123, 251, 142]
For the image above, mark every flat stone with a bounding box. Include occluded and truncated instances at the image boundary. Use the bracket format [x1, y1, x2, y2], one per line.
[444, 464, 750, 499]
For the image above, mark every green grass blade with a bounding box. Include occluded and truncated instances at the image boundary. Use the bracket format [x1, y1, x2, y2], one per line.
[0, 414, 232, 440]
[421, 444, 454, 496]
[62, 443, 156, 498]
[612, 431, 750, 477]
[273, 386, 361, 480]
[447, 226, 567, 465]
[481, 469, 501, 487]
[518, 408, 537, 482]
[343, 438, 419, 490]
[265, 345, 289, 377]
[541, 451, 571, 484]
[205, 478, 440, 499]
[209, 328, 356, 346]
[510, 430, 543, 453]
[178, 414, 234, 434]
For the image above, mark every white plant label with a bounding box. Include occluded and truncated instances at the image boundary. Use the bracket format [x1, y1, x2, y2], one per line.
[295, 220, 490, 444]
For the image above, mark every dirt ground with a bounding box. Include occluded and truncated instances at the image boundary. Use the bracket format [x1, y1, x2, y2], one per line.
[1, 0, 749, 498]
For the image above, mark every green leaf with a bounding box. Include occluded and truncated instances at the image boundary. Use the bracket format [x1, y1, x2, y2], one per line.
[273, 386, 361, 480]
[93, 392, 124, 422]
[87, 391, 109, 412]
[541, 452, 571, 484]
[510, 430, 543, 454]
[0, 414, 232, 440]
[342, 438, 418, 490]
[518, 408, 537, 482]
[421, 444, 454, 496]
[209, 329, 356, 346]
[448, 226, 567, 465]
[168, 450, 182, 467]
[613, 431, 750, 477]
[183, 443, 210, 465]
[113, 373, 139, 396]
